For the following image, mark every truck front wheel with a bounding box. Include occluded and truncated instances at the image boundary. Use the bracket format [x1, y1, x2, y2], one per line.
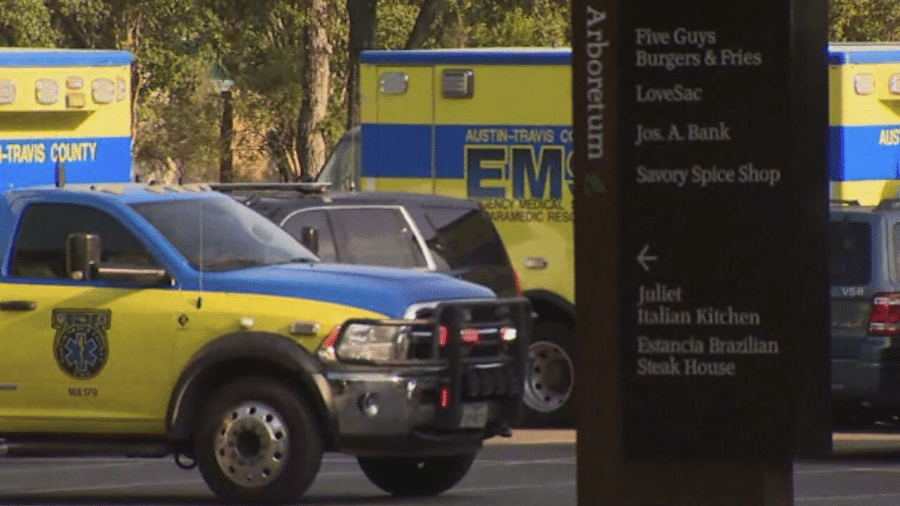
[194, 376, 323, 504]
[522, 320, 576, 427]
[357, 454, 476, 496]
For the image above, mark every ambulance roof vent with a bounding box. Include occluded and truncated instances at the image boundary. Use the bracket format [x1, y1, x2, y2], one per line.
[379, 72, 408, 95]
[442, 69, 474, 98]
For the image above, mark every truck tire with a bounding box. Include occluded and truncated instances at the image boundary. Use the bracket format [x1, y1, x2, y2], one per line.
[357, 453, 476, 496]
[522, 320, 576, 428]
[194, 376, 323, 504]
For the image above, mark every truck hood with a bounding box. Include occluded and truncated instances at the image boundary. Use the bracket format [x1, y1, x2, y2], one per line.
[199, 262, 496, 318]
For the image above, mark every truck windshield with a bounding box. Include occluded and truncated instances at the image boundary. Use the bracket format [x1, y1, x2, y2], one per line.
[131, 197, 319, 271]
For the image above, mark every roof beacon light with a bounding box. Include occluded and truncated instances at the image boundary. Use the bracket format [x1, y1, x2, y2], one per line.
[854, 73, 875, 95]
[116, 77, 127, 101]
[66, 76, 84, 90]
[35, 79, 59, 105]
[66, 93, 86, 109]
[0, 79, 15, 105]
[92, 78, 115, 104]
[890, 74, 900, 95]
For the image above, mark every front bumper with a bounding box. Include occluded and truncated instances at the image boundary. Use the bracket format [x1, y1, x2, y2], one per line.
[326, 365, 520, 456]
[323, 298, 530, 457]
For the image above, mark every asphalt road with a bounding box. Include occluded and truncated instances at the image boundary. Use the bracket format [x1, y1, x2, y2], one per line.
[0, 432, 575, 506]
[3, 431, 900, 505]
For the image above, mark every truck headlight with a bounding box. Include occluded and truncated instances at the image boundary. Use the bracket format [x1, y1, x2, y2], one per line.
[335, 323, 410, 363]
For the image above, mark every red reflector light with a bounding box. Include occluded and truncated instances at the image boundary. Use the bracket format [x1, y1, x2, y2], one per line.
[322, 325, 341, 348]
[870, 293, 900, 335]
[439, 326, 448, 347]
[513, 270, 523, 297]
[440, 387, 450, 408]
[462, 328, 479, 343]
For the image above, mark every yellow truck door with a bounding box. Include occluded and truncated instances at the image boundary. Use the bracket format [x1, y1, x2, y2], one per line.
[0, 202, 175, 434]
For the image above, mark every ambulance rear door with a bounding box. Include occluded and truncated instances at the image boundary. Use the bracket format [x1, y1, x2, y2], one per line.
[362, 61, 435, 194]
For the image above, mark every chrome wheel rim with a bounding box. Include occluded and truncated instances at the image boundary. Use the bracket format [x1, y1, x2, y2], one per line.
[214, 401, 289, 487]
[523, 341, 574, 413]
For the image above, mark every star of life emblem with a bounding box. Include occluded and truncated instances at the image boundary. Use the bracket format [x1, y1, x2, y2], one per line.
[52, 310, 111, 380]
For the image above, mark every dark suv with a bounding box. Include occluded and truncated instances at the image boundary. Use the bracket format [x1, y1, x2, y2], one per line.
[831, 198, 900, 425]
[212, 183, 519, 299]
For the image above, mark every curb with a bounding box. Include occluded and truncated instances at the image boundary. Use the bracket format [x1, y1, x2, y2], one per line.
[487, 429, 576, 445]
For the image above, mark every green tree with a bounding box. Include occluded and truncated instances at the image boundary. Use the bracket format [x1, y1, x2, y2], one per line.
[830, 0, 900, 41]
[0, 0, 57, 46]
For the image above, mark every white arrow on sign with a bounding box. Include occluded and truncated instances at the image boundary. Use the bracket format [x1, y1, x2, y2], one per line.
[637, 244, 658, 272]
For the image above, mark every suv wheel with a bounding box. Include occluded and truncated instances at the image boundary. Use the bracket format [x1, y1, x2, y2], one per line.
[194, 376, 323, 504]
[522, 320, 575, 427]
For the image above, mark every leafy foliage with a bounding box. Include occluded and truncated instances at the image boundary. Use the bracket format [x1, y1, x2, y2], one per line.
[0, 0, 57, 47]
[830, 0, 900, 41]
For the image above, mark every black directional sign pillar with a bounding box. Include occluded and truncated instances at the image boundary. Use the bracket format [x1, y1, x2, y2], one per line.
[572, 0, 830, 504]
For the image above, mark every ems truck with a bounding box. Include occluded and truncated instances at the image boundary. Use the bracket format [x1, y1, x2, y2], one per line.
[317, 43, 900, 427]
[0, 48, 133, 188]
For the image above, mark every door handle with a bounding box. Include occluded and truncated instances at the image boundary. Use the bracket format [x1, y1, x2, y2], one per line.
[0, 300, 37, 311]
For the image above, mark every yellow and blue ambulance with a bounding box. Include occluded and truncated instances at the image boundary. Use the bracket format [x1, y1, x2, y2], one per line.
[0, 48, 133, 188]
[829, 43, 900, 204]
[318, 48, 575, 426]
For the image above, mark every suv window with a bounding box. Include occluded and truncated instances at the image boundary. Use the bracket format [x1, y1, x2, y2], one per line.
[830, 220, 871, 285]
[329, 208, 426, 268]
[422, 206, 510, 270]
[11, 203, 157, 279]
[281, 210, 338, 262]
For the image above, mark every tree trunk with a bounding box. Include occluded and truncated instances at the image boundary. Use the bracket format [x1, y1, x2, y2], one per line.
[298, 0, 333, 179]
[405, 0, 443, 49]
[346, 0, 377, 130]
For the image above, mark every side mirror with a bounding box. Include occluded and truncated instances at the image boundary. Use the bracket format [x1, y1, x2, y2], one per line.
[300, 227, 319, 254]
[66, 232, 171, 286]
[66, 233, 101, 280]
